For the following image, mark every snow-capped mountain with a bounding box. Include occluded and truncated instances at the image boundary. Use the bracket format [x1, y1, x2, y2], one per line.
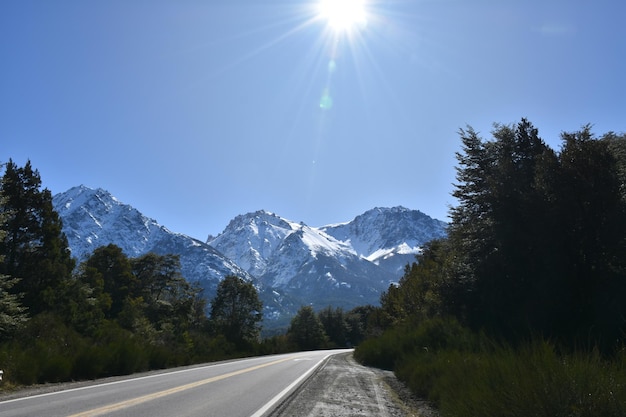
[52, 186, 252, 298]
[208, 211, 297, 278]
[53, 186, 448, 328]
[209, 211, 391, 311]
[321, 207, 448, 275]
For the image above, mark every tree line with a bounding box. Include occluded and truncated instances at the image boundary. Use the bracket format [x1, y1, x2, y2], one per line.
[375, 119, 626, 351]
[355, 119, 626, 416]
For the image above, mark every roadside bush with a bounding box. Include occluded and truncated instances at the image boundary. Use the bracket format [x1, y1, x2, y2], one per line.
[108, 337, 149, 376]
[1, 344, 39, 386]
[357, 318, 626, 416]
[16, 313, 85, 383]
[430, 342, 626, 417]
[73, 344, 109, 380]
[354, 317, 475, 370]
[353, 328, 401, 370]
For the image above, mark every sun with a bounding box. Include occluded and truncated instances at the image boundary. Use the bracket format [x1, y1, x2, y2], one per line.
[318, 0, 367, 32]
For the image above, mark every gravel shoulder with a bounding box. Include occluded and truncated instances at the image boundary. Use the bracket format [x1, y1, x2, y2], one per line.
[269, 352, 437, 417]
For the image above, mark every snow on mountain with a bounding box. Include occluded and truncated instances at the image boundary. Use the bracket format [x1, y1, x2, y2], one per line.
[320, 207, 448, 276]
[52, 185, 252, 298]
[259, 227, 389, 310]
[209, 210, 395, 310]
[209, 210, 358, 282]
[54, 186, 448, 327]
[208, 211, 295, 277]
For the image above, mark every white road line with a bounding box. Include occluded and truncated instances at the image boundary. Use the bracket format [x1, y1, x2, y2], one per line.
[0, 354, 294, 405]
[249, 353, 334, 417]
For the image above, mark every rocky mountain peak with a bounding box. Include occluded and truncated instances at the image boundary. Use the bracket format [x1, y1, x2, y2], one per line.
[53, 186, 448, 328]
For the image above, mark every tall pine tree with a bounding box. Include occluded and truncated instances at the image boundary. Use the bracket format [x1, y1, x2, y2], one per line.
[447, 120, 626, 350]
[0, 188, 28, 341]
[0, 160, 75, 314]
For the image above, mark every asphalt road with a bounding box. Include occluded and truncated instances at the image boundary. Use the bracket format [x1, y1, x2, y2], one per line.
[0, 349, 350, 417]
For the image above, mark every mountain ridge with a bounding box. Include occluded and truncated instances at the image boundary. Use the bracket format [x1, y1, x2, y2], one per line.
[52, 185, 448, 326]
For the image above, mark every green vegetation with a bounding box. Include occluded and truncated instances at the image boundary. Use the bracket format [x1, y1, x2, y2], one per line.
[356, 319, 626, 417]
[355, 120, 626, 416]
[285, 304, 374, 351]
[209, 275, 263, 350]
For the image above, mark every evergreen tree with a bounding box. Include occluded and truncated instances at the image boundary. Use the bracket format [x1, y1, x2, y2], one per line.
[0, 188, 28, 341]
[447, 120, 565, 338]
[553, 128, 626, 348]
[287, 305, 327, 350]
[318, 306, 349, 347]
[345, 305, 377, 345]
[380, 239, 449, 326]
[0, 160, 74, 314]
[209, 275, 262, 348]
[447, 120, 626, 349]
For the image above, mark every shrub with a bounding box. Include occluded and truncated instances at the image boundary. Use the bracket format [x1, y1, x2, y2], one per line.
[357, 319, 626, 416]
[354, 317, 475, 370]
[430, 342, 626, 417]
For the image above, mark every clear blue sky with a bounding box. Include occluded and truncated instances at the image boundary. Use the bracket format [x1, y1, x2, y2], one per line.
[2, 0, 624, 240]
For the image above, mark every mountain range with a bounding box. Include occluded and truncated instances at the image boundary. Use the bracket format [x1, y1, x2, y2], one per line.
[52, 185, 447, 328]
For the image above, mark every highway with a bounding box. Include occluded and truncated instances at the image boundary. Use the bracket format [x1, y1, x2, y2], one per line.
[0, 349, 350, 417]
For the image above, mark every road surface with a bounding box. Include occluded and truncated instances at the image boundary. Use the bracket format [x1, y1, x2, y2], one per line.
[0, 349, 350, 417]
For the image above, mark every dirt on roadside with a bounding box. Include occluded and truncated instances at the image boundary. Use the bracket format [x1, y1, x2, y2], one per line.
[269, 352, 437, 417]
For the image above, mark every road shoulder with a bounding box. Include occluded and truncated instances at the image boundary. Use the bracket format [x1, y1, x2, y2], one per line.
[269, 352, 437, 417]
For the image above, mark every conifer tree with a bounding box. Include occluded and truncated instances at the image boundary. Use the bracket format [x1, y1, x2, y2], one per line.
[447, 120, 626, 349]
[318, 306, 349, 347]
[287, 305, 327, 350]
[554, 128, 626, 347]
[0, 189, 28, 341]
[0, 160, 74, 314]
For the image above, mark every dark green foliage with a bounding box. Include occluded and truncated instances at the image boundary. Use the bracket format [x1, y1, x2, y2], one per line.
[287, 305, 328, 350]
[445, 121, 626, 350]
[318, 306, 350, 347]
[131, 253, 208, 336]
[83, 244, 136, 320]
[283, 304, 378, 351]
[448, 120, 562, 339]
[380, 239, 450, 327]
[356, 120, 626, 416]
[554, 128, 626, 347]
[0, 275, 28, 341]
[209, 275, 263, 349]
[354, 317, 475, 371]
[344, 305, 377, 346]
[0, 160, 75, 314]
[355, 319, 626, 417]
[0, 189, 28, 342]
[427, 343, 626, 417]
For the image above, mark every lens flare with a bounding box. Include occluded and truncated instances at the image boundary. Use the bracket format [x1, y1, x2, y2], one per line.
[320, 90, 334, 109]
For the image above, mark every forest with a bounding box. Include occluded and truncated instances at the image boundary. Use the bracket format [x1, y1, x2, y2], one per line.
[0, 160, 370, 388]
[355, 119, 626, 416]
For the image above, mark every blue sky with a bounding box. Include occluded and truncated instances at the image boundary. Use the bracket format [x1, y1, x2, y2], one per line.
[2, 0, 625, 240]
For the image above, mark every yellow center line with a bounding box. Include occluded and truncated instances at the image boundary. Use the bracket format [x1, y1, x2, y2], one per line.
[67, 356, 294, 417]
